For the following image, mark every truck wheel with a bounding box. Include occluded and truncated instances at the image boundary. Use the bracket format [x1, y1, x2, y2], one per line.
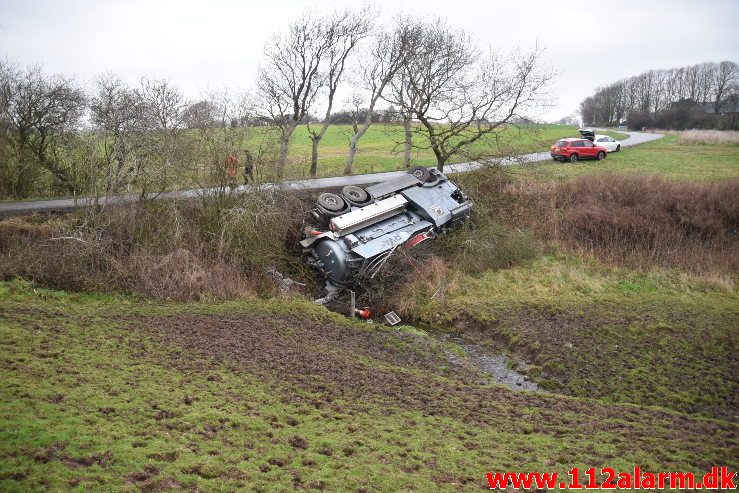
[568, 153, 578, 163]
[408, 165, 432, 183]
[317, 193, 346, 212]
[341, 185, 370, 205]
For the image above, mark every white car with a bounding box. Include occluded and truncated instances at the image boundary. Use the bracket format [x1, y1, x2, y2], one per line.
[592, 134, 622, 152]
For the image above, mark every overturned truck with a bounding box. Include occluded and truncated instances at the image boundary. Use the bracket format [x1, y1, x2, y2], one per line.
[301, 166, 472, 291]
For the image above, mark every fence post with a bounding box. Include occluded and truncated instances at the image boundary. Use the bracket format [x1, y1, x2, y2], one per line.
[350, 290, 356, 319]
[440, 274, 446, 311]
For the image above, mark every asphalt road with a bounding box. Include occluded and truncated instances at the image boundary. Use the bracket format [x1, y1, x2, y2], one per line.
[0, 130, 663, 218]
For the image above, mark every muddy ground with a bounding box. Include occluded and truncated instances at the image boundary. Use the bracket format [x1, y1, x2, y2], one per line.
[139, 312, 736, 457]
[2, 298, 737, 492]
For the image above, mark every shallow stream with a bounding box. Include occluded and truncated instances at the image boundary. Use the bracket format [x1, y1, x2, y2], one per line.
[430, 331, 543, 392]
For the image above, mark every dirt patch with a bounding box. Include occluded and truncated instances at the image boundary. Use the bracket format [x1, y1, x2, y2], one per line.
[27, 442, 68, 463]
[62, 450, 113, 469]
[125, 464, 183, 492]
[288, 435, 308, 450]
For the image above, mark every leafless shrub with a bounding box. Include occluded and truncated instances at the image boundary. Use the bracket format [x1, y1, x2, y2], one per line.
[0, 62, 86, 199]
[356, 245, 441, 316]
[455, 163, 560, 241]
[0, 191, 310, 300]
[130, 249, 247, 300]
[383, 254, 448, 317]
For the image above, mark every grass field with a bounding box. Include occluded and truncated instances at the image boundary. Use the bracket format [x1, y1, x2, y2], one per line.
[248, 124, 630, 179]
[512, 133, 739, 183]
[2, 124, 630, 201]
[1, 281, 736, 492]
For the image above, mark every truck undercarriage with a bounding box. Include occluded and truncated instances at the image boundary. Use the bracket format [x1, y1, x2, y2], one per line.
[301, 166, 472, 292]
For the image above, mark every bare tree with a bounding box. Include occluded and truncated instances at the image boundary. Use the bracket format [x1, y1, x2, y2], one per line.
[344, 20, 410, 174]
[385, 69, 421, 167]
[306, 8, 373, 177]
[698, 63, 716, 107]
[0, 62, 85, 198]
[182, 100, 220, 129]
[135, 77, 187, 197]
[139, 77, 184, 131]
[552, 113, 580, 126]
[403, 20, 553, 170]
[89, 74, 146, 198]
[190, 89, 256, 195]
[345, 92, 366, 136]
[257, 11, 334, 178]
[579, 96, 596, 126]
[713, 61, 738, 113]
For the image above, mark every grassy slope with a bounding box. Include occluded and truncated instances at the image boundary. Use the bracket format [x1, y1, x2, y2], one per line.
[0, 282, 736, 492]
[402, 134, 739, 420]
[407, 254, 738, 420]
[513, 133, 739, 183]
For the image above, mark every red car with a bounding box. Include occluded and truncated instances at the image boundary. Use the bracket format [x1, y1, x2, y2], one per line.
[550, 138, 608, 162]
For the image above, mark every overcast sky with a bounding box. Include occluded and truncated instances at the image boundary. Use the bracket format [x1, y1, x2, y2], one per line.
[2, 0, 738, 122]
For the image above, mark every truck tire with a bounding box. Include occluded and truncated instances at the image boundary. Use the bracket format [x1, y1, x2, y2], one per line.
[408, 166, 432, 183]
[317, 193, 346, 212]
[341, 185, 370, 205]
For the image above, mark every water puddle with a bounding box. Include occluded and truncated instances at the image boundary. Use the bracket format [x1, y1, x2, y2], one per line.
[434, 332, 543, 392]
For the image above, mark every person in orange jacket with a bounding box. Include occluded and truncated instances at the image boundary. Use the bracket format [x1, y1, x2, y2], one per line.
[226, 154, 238, 189]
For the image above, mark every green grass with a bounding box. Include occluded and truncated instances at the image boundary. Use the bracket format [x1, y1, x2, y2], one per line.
[408, 253, 738, 420]
[513, 133, 739, 183]
[1, 280, 736, 491]
[3, 124, 631, 200]
[237, 124, 629, 179]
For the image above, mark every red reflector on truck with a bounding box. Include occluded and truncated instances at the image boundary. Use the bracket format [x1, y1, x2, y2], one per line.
[407, 232, 432, 248]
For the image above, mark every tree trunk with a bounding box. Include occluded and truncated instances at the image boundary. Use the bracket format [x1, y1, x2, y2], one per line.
[309, 96, 335, 177]
[277, 123, 297, 178]
[345, 116, 372, 175]
[310, 137, 319, 177]
[344, 130, 362, 174]
[278, 138, 289, 178]
[403, 114, 412, 168]
[434, 152, 446, 171]
[417, 115, 446, 171]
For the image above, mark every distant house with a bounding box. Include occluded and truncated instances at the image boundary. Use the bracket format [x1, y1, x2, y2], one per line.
[702, 98, 739, 115]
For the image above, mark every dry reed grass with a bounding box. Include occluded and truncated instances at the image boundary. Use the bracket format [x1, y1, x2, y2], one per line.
[451, 167, 738, 279]
[560, 174, 739, 275]
[679, 129, 739, 145]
